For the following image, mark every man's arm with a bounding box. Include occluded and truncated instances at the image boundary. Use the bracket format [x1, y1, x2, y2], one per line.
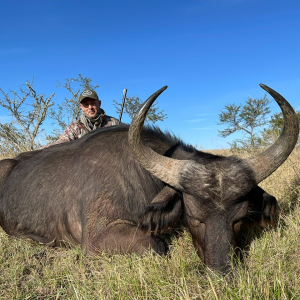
[41, 120, 83, 149]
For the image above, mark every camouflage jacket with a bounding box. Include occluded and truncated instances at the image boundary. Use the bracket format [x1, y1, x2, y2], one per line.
[45, 109, 119, 147]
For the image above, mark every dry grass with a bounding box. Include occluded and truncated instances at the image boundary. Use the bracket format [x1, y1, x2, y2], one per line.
[0, 147, 300, 299]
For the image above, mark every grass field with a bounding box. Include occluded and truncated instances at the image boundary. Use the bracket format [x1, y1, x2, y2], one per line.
[0, 147, 299, 299]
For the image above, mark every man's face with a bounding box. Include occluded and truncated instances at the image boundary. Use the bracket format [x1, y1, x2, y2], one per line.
[80, 98, 101, 118]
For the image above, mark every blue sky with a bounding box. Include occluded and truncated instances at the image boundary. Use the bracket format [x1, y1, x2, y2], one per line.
[1, 0, 299, 149]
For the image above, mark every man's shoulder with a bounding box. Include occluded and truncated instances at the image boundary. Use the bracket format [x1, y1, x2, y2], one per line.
[67, 119, 83, 129]
[106, 115, 119, 122]
[103, 115, 120, 126]
[64, 119, 88, 135]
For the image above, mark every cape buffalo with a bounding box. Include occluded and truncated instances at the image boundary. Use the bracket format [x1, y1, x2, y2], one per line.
[0, 84, 298, 273]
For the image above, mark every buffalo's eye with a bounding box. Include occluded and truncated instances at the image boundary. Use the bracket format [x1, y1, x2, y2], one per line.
[233, 220, 243, 234]
[189, 218, 201, 227]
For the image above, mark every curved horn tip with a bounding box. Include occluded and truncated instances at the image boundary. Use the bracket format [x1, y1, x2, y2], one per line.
[160, 85, 168, 92]
[259, 83, 269, 91]
[151, 86, 168, 98]
[151, 85, 168, 98]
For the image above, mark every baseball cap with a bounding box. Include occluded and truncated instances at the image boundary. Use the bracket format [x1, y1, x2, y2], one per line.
[79, 89, 99, 102]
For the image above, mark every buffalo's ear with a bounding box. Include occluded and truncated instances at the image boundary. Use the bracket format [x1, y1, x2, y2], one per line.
[139, 186, 182, 235]
[247, 186, 279, 228]
[259, 191, 279, 228]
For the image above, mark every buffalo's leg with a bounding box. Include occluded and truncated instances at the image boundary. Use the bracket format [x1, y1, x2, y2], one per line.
[83, 220, 166, 256]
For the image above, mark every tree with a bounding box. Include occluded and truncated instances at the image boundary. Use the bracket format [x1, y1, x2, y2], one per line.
[0, 75, 168, 154]
[262, 110, 300, 146]
[113, 95, 167, 124]
[0, 79, 55, 155]
[218, 94, 270, 150]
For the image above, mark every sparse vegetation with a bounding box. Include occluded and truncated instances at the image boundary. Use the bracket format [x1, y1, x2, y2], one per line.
[0, 146, 299, 299]
[218, 94, 271, 151]
[262, 110, 300, 147]
[113, 95, 167, 124]
[0, 79, 55, 155]
[0, 76, 167, 150]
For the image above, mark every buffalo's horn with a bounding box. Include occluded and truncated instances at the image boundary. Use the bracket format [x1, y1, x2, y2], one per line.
[245, 84, 299, 184]
[128, 86, 192, 190]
